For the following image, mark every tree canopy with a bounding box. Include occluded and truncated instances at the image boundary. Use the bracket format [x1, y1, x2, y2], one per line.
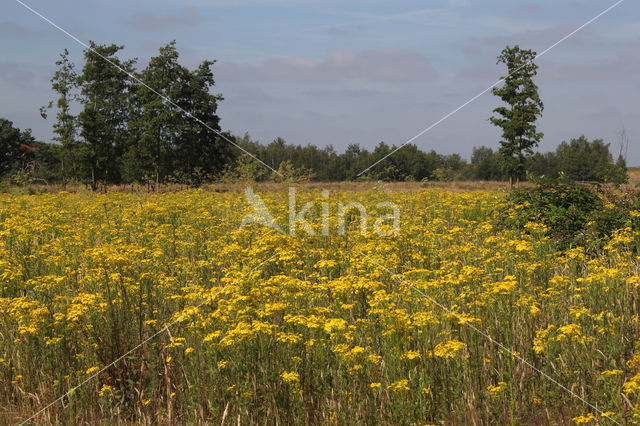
[490, 45, 544, 186]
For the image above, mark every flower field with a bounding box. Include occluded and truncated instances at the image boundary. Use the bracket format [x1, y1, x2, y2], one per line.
[1, 187, 640, 424]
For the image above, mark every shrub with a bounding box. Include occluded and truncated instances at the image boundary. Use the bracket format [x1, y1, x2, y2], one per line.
[499, 180, 640, 250]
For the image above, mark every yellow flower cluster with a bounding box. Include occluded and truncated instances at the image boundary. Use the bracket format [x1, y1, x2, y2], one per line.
[0, 188, 637, 423]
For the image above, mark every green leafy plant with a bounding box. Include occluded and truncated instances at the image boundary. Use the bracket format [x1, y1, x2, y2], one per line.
[499, 179, 640, 250]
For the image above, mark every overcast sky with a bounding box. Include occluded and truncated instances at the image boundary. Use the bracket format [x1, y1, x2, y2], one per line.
[2, 0, 639, 165]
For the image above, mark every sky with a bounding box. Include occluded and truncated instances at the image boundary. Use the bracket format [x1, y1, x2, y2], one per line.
[2, 0, 639, 166]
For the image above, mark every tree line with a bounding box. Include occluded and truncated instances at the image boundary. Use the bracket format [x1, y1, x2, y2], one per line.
[220, 134, 627, 183]
[0, 42, 629, 187]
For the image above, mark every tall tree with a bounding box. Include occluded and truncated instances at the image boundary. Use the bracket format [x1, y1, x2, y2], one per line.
[41, 49, 86, 182]
[124, 42, 231, 186]
[124, 42, 184, 185]
[490, 45, 544, 187]
[77, 42, 136, 188]
[173, 58, 231, 183]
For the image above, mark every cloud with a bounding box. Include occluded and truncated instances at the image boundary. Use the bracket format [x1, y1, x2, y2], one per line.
[125, 8, 204, 31]
[540, 38, 640, 82]
[339, 7, 448, 27]
[137, 41, 203, 68]
[327, 27, 348, 36]
[473, 16, 555, 36]
[0, 22, 40, 39]
[214, 49, 444, 152]
[455, 22, 602, 74]
[217, 48, 438, 84]
[327, 25, 367, 37]
[516, 3, 544, 15]
[0, 63, 37, 89]
[447, 0, 470, 7]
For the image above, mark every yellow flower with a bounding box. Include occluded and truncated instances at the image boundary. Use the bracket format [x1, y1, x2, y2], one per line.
[387, 379, 410, 392]
[529, 304, 540, 316]
[99, 384, 112, 397]
[280, 371, 300, 383]
[623, 373, 640, 395]
[401, 350, 421, 360]
[276, 332, 303, 344]
[433, 339, 466, 359]
[487, 381, 507, 397]
[600, 369, 623, 377]
[85, 366, 100, 375]
[572, 413, 595, 424]
[367, 354, 382, 365]
[323, 318, 348, 333]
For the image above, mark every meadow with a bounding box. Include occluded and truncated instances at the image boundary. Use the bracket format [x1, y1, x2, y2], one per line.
[1, 185, 639, 424]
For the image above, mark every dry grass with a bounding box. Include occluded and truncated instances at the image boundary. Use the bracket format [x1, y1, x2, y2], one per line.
[626, 167, 640, 187]
[5, 179, 513, 195]
[6, 167, 640, 195]
[211, 180, 513, 194]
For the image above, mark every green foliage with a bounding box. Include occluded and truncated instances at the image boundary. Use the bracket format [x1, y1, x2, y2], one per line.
[0, 118, 22, 178]
[525, 151, 558, 180]
[219, 153, 271, 183]
[234, 137, 481, 183]
[0, 119, 47, 184]
[41, 48, 84, 183]
[377, 164, 405, 182]
[501, 180, 640, 250]
[471, 146, 504, 180]
[7, 169, 37, 186]
[431, 167, 454, 182]
[490, 45, 544, 185]
[78, 42, 137, 187]
[32, 42, 232, 189]
[274, 160, 314, 183]
[32, 141, 62, 182]
[555, 135, 627, 183]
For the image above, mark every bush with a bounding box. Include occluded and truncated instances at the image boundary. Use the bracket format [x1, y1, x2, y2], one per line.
[274, 160, 314, 183]
[499, 180, 640, 251]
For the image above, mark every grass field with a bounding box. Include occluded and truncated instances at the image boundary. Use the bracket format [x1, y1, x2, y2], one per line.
[1, 186, 639, 424]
